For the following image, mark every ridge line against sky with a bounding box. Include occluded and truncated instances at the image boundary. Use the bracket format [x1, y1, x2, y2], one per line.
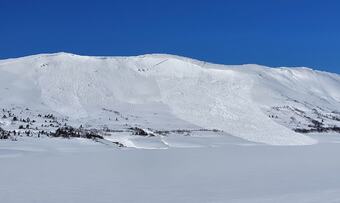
[1, 52, 340, 76]
[0, 0, 339, 73]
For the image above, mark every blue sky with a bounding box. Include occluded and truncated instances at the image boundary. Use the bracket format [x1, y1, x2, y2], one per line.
[0, 0, 339, 73]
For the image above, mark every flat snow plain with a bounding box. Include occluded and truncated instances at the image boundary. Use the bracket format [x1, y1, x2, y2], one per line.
[1, 134, 340, 203]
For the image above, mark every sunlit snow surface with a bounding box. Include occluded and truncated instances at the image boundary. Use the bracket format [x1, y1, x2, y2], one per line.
[1, 53, 340, 145]
[1, 53, 340, 202]
[1, 135, 340, 203]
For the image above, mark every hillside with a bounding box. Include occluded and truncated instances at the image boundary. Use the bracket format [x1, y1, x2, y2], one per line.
[1, 52, 340, 145]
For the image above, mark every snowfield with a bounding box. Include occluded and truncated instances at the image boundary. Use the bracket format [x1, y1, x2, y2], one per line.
[1, 53, 340, 202]
[1, 52, 340, 145]
[1, 135, 340, 203]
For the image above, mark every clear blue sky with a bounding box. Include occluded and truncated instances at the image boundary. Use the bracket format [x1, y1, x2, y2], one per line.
[1, 0, 340, 73]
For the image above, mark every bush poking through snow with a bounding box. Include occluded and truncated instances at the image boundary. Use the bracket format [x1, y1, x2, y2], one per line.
[129, 127, 156, 137]
[0, 127, 10, 139]
[52, 126, 104, 140]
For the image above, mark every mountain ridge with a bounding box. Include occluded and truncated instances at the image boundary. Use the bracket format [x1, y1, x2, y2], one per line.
[1, 52, 339, 76]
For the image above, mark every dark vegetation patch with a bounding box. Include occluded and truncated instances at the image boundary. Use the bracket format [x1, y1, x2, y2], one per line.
[129, 127, 155, 137]
[52, 126, 104, 139]
[154, 128, 221, 136]
[0, 127, 10, 139]
[295, 126, 340, 134]
[52, 126, 125, 147]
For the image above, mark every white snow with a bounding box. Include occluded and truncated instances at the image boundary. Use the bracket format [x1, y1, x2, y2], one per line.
[2, 52, 339, 145]
[1, 53, 340, 202]
[1, 136, 340, 203]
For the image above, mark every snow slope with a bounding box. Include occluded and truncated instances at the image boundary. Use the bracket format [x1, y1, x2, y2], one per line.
[1, 52, 340, 145]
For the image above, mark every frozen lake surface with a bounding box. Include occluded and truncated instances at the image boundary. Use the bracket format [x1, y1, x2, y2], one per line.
[1, 134, 340, 203]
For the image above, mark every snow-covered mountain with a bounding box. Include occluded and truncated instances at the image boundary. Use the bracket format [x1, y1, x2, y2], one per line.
[1, 52, 340, 145]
